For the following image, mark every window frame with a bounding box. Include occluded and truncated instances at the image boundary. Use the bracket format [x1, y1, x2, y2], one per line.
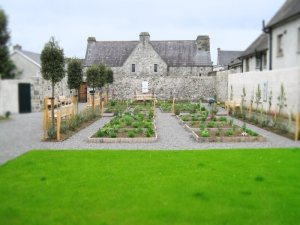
[154, 64, 158, 73]
[131, 64, 136, 73]
[256, 57, 261, 69]
[277, 34, 283, 56]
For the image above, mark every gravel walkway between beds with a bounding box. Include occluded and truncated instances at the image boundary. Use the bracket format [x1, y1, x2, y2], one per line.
[1, 105, 300, 165]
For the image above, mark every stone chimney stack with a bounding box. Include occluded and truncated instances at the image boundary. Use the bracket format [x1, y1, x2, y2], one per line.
[196, 35, 210, 51]
[87, 37, 96, 43]
[13, 44, 22, 51]
[217, 48, 221, 53]
[139, 32, 150, 44]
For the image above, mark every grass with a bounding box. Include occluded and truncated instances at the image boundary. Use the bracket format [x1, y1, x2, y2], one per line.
[0, 116, 6, 121]
[0, 149, 300, 224]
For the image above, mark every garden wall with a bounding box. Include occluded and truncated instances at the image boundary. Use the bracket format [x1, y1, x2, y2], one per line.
[228, 67, 300, 116]
[105, 70, 230, 102]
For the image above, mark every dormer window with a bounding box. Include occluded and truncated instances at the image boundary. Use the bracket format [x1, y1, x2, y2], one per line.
[131, 64, 135, 73]
[154, 64, 158, 73]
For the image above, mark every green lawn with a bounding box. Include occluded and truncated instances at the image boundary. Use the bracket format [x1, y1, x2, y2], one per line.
[0, 149, 299, 225]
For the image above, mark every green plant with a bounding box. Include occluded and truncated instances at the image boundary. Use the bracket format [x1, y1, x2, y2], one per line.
[242, 123, 247, 132]
[255, 84, 262, 110]
[182, 116, 189, 121]
[67, 57, 83, 98]
[230, 84, 233, 101]
[225, 130, 233, 136]
[232, 124, 237, 132]
[201, 130, 210, 137]
[147, 127, 155, 135]
[215, 131, 220, 136]
[277, 83, 287, 115]
[268, 90, 273, 113]
[201, 117, 207, 122]
[146, 131, 151, 137]
[5, 111, 10, 119]
[132, 122, 140, 128]
[201, 106, 206, 111]
[229, 119, 234, 126]
[110, 132, 117, 138]
[96, 130, 105, 137]
[137, 128, 143, 134]
[241, 85, 246, 112]
[47, 126, 57, 139]
[199, 124, 205, 130]
[219, 117, 227, 122]
[207, 122, 215, 128]
[128, 131, 136, 138]
[192, 121, 196, 126]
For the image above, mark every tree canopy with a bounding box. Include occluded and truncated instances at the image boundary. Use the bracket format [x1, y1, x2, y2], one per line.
[86, 66, 100, 92]
[67, 57, 83, 93]
[40, 37, 65, 84]
[98, 62, 107, 89]
[0, 7, 17, 79]
[106, 67, 114, 85]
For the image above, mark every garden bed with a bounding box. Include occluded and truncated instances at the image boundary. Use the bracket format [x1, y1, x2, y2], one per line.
[88, 111, 158, 143]
[192, 129, 266, 142]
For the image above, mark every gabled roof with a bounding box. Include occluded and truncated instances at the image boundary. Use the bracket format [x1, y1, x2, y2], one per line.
[217, 50, 243, 66]
[240, 33, 268, 58]
[20, 50, 41, 65]
[266, 0, 300, 28]
[85, 40, 212, 67]
[151, 41, 211, 66]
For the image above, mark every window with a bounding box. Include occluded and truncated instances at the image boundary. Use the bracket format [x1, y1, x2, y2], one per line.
[298, 28, 300, 52]
[263, 54, 267, 67]
[277, 34, 283, 56]
[246, 58, 249, 72]
[154, 64, 158, 73]
[131, 64, 135, 73]
[256, 57, 261, 69]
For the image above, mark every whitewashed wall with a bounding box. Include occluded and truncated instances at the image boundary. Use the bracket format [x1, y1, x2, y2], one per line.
[228, 67, 300, 116]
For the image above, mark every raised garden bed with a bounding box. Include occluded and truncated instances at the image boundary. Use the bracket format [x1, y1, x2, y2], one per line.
[88, 112, 157, 143]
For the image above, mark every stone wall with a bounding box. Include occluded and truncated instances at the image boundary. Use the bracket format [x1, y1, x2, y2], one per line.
[168, 66, 212, 76]
[102, 70, 228, 102]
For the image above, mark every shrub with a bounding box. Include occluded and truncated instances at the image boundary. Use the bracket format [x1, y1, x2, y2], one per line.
[124, 116, 133, 125]
[192, 121, 196, 126]
[202, 117, 207, 122]
[215, 131, 220, 136]
[147, 127, 155, 135]
[47, 126, 57, 139]
[229, 119, 234, 126]
[146, 131, 151, 137]
[201, 130, 210, 137]
[5, 111, 10, 119]
[182, 116, 189, 121]
[132, 122, 140, 128]
[207, 122, 214, 128]
[110, 132, 117, 138]
[201, 106, 206, 111]
[175, 108, 180, 115]
[148, 111, 154, 118]
[137, 127, 143, 134]
[225, 130, 233, 136]
[232, 124, 237, 132]
[60, 121, 68, 134]
[96, 130, 105, 137]
[199, 124, 205, 130]
[123, 129, 129, 133]
[128, 131, 136, 138]
[192, 116, 197, 121]
[110, 100, 116, 107]
[219, 116, 227, 122]
[242, 123, 247, 131]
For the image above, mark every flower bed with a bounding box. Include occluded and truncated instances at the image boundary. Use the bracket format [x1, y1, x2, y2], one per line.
[88, 111, 157, 143]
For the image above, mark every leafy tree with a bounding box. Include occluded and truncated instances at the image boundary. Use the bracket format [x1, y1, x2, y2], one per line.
[40, 37, 65, 124]
[268, 90, 272, 113]
[241, 85, 246, 111]
[0, 7, 17, 79]
[255, 84, 261, 110]
[98, 62, 107, 89]
[106, 67, 114, 99]
[277, 83, 287, 115]
[67, 57, 83, 95]
[86, 65, 100, 108]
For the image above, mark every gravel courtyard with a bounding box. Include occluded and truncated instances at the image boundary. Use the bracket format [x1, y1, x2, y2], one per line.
[1, 104, 299, 165]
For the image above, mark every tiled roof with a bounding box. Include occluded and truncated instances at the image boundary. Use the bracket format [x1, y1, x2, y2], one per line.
[266, 0, 300, 28]
[218, 50, 243, 66]
[20, 50, 41, 66]
[240, 33, 268, 58]
[85, 40, 212, 67]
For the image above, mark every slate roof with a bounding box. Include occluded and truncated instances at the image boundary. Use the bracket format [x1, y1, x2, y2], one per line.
[266, 0, 300, 28]
[85, 40, 212, 67]
[20, 50, 41, 66]
[151, 41, 211, 66]
[240, 33, 268, 58]
[218, 50, 243, 66]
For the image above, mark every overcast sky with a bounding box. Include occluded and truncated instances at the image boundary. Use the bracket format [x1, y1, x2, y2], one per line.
[2, 0, 285, 64]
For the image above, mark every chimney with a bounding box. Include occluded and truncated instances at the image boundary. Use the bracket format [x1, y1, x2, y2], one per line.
[87, 37, 96, 42]
[13, 44, 22, 51]
[196, 35, 210, 51]
[139, 32, 150, 44]
[217, 48, 221, 53]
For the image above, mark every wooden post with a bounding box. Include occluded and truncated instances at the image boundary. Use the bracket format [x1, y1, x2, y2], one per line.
[226, 101, 229, 116]
[44, 98, 49, 128]
[233, 101, 236, 115]
[154, 99, 156, 117]
[105, 91, 108, 105]
[274, 107, 277, 122]
[56, 110, 60, 141]
[99, 92, 102, 106]
[91, 93, 95, 109]
[172, 98, 175, 116]
[75, 95, 78, 115]
[249, 103, 252, 118]
[295, 113, 299, 141]
[101, 101, 104, 117]
[43, 109, 47, 141]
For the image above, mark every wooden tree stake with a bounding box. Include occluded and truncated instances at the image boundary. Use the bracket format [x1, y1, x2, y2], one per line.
[56, 110, 60, 141]
[295, 113, 299, 141]
[172, 98, 175, 116]
[43, 109, 47, 141]
[101, 101, 104, 117]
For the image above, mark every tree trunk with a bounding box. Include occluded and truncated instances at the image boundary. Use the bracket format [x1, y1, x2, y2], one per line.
[51, 81, 55, 127]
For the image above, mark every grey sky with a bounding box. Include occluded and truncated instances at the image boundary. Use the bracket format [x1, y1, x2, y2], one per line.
[2, 0, 285, 64]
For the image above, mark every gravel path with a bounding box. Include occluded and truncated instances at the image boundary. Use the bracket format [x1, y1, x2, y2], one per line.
[1, 104, 299, 165]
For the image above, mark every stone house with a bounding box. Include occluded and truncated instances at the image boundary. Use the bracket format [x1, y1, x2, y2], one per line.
[0, 45, 69, 114]
[215, 48, 243, 72]
[83, 32, 229, 101]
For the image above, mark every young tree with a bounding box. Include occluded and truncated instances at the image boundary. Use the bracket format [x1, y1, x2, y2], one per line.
[67, 57, 82, 112]
[40, 37, 65, 125]
[255, 84, 261, 110]
[0, 7, 17, 79]
[106, 67, 114, 101]
[277, 83, 287, 115]
[86, 65, 100, 108]
[98, 62, 107, 103]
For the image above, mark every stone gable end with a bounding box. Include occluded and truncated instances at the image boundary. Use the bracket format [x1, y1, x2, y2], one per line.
[122, 41, 168, 76]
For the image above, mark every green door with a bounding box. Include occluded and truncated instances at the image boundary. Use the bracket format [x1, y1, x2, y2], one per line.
[18, 83, 31, 113]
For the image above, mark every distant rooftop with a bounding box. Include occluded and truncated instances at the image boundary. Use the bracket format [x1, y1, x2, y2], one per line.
[217, 49, 243, 66]
[240, 33, 268, 58]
